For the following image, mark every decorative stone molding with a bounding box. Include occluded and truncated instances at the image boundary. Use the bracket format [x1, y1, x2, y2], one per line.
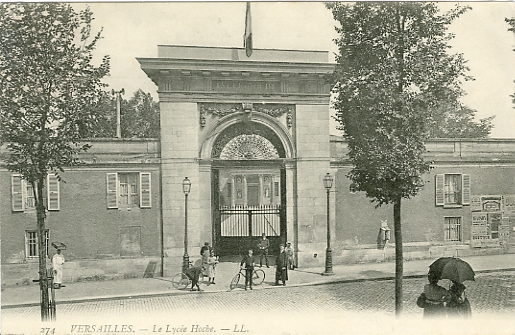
[198, 103, 294, 129]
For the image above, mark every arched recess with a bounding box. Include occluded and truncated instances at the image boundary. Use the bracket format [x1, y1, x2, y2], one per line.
[201, 111, 294, 256]
[199, 112, 295, 160]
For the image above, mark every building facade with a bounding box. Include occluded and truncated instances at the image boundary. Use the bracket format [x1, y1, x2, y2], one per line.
[2, 46, 514, 285]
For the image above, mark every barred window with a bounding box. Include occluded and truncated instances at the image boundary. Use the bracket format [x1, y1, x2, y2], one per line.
[25, 230, 49, 258]
[444, 217, 462, 242]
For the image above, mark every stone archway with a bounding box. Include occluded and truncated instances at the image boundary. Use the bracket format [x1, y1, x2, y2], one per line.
[206, 115, 290, 256]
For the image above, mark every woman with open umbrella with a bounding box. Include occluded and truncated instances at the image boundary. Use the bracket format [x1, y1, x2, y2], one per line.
[427, 257, 475, 318]
[447, 280, 472, 318]
[418, 272, 451, 318]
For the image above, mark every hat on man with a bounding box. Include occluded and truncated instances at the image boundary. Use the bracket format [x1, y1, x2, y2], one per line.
[286, 241, 291, 245]
[262, 233, 266, 237]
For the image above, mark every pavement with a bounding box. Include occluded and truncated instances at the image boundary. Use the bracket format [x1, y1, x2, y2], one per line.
[3, 253, 515, 308]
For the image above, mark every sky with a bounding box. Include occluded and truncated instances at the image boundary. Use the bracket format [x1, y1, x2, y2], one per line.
[76, 1, 515, 138]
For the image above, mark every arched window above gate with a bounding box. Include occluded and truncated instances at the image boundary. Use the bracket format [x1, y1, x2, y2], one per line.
[211, 121, 286, 159]
[220, 134, 279, 160]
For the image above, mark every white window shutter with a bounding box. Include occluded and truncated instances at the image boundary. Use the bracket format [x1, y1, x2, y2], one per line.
[106, 173, 119, 209]
[435, 174, 444, 206]
[47, 174, 60, 211]
[140, 172, 151, 208]
[11, 175, 24, 211]
[462, 174, 471, 205]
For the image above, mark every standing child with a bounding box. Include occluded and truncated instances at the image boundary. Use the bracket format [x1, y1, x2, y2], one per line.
[285, 241, 295, 270]
[240, 249, 255, 290]
[207, 250, 219, 285]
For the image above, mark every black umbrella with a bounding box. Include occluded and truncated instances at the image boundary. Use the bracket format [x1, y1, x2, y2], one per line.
[429, 257, 475, 283]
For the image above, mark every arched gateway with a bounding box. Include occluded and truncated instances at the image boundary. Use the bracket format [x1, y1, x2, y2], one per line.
[204, 109, 292, 256]
[139, 46, 334, 274]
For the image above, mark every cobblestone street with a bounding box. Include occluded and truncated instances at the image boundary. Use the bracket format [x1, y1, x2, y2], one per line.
[3, 271, 515, 335]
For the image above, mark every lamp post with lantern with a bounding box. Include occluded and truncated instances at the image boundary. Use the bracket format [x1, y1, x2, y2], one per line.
[323, 173, 334, 275]
[182, 177, 191, 272]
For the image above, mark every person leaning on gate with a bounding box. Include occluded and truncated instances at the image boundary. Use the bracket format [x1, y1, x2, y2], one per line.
[240, 249, 255, 291]
[257, 233, 270, 268]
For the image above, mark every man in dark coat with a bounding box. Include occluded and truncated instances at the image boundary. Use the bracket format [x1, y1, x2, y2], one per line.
[240, 249, 255, 290]
[275, 244, 288, 286]
[257, 233, 270, 268]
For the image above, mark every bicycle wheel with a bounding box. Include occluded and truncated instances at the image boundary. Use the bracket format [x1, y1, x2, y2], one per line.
[172, 273, 190, 290]
[230, 273, 240, 290]
[252, 269, 265, 285]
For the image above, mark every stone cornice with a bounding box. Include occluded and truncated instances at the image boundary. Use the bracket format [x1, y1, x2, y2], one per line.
[137, 57, 335, 77]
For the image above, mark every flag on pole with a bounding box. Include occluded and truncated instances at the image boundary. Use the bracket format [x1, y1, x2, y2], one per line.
[244, 2, 253, 57]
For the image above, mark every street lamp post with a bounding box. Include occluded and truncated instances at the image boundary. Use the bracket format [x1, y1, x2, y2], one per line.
[323, 173, 334, 276]
[182, 177, 191, 273]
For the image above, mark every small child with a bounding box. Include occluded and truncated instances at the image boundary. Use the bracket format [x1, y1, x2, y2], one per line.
[207, 250, 219, 285]
[240, 249, 255, 290]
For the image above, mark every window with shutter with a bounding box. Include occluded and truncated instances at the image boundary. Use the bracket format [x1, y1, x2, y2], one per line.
[462, 174, 471, 205]
[106, 173, 119, 209]
[435, 174, 444, 206]
[140, 172, 151, 208]
[436, 173, 472, 208]
[47, 174, 60, 211]
[11, 175, 24, 211]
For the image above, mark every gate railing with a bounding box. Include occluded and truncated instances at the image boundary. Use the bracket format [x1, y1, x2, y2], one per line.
[219, 205, 281, 237]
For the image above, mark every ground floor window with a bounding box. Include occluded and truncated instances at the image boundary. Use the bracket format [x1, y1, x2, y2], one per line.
[444, 217, 462, 242]
[25, 229, 49, 258]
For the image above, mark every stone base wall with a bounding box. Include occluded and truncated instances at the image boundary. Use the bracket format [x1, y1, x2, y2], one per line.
[1, 257, 161, 288]
[296, 242, 515, 269]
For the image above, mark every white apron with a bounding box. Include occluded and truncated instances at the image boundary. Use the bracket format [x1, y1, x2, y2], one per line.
[52, 253, 65, 284]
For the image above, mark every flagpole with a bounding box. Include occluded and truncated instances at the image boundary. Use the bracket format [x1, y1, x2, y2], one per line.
[244, 2, 253, 57]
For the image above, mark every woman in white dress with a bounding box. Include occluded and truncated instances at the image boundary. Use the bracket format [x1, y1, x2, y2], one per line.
[52, 248, 65, 289]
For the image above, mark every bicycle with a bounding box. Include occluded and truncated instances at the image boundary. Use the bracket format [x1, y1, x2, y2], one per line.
[171, 261, 206, 290]
[229, 266, 265, 290]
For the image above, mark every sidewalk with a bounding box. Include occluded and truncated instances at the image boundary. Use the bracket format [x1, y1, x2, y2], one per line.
[3, 253, 515, 308]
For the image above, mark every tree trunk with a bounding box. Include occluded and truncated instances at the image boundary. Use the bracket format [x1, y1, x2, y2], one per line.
[394, 196, 403, 316]
[36, 180, 49, 321]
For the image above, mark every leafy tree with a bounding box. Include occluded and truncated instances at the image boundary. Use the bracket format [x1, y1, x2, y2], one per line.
[427, 102, 494, 138]
[84, 89, 160, 138]
[507, 18, 515, 107]
[0, 3, 109, 320]
[121, 89, 160, 138]
[81, 90, 117, 138]
[328, 2, 470, 315]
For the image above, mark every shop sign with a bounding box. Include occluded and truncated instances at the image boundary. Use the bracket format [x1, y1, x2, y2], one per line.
[503, 195, 515, 214]
[481, 195, 502, 212]
[470, 195, 482, 212]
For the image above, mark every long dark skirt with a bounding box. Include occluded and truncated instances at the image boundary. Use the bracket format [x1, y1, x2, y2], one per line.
[275, 268, 288, 283]
[423, 303, 446, 318]
[447, 299, 472, 318]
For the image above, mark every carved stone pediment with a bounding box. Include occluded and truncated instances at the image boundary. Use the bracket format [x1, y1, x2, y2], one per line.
[199, 103, 293, 129]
